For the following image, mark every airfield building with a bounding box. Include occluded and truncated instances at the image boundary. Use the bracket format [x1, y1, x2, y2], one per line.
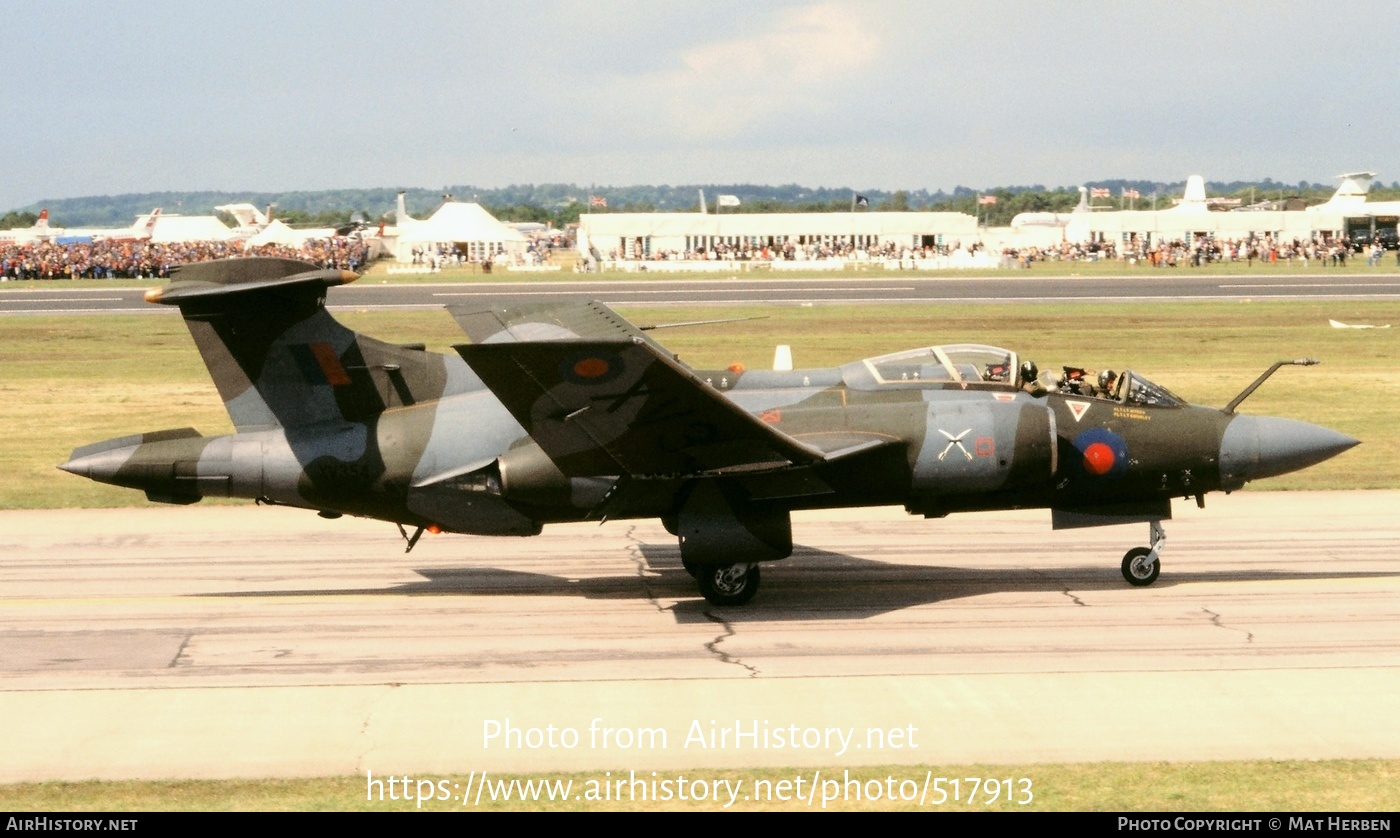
[577, 210, 982, 269]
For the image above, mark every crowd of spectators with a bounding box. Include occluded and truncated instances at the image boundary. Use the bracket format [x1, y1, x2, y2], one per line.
[1116, 235, 1381, 269]
[1004, 234, 1397, 269]
[600, 229, 1398, 271]
[402, 231, 572, 271]
[1, 237, 373, 281]
[607, 239, 986, 263]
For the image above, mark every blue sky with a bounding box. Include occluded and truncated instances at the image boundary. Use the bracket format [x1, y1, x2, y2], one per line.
[5, 0, 1396, 211]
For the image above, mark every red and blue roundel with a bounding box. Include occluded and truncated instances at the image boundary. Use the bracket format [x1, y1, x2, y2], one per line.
[1072, 428, 1128, 477]
[559, 351, 625, 385]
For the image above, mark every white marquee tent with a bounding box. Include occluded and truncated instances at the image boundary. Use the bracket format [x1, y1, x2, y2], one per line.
[387, 201, 528, 262]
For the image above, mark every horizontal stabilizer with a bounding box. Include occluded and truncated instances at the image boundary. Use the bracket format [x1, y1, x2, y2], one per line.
[455, 338, 824, 478]
[146, 258, 357, 305]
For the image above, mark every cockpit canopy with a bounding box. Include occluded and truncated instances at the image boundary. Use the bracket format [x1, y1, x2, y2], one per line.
[1115, 370, 1185, 407]
[859, 344, 1019, 386]
[848, 343, 1188, 407]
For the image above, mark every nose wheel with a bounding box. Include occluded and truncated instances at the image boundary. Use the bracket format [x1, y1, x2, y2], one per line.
[1121, 521, 1165, 586]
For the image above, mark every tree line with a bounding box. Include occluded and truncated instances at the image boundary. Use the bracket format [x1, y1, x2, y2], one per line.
[8, 179, 1399, 230]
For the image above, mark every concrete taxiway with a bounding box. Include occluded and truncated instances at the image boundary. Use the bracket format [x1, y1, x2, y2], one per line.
[1, 492, 1397, 781]
[3, 272, 1400, 316]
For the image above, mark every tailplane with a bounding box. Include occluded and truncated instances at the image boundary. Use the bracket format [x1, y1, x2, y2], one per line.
[149, 258, 453, 431]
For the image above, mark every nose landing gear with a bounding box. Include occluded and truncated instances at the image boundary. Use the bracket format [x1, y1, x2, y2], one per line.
[1121, 520, 1166, 586]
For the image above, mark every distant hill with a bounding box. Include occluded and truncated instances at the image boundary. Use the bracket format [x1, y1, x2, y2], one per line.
[7, 178, 1373, 229]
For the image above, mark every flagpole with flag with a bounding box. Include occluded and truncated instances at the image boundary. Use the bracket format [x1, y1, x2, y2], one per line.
[976, 193, 997, 225]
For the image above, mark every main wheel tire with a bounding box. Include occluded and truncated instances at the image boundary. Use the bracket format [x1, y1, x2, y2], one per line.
[696, 563, 760, 606]
[1121, 546, 1160, 586]
[681, 557, 700, 579]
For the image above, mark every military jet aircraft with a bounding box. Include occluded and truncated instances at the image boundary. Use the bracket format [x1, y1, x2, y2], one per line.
[60, 258, 1359, 605]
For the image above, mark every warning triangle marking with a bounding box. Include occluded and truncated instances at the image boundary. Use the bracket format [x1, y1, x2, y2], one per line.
[1066, 400, 1092, 422]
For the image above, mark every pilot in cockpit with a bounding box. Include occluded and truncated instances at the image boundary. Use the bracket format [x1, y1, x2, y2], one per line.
[1020, 361, 1048, 396]
[1098, 369, 1119, 400]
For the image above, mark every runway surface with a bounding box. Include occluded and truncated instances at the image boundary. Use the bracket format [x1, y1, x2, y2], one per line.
[3, 271, 1400, 316]
[2, 492, 1398, 781]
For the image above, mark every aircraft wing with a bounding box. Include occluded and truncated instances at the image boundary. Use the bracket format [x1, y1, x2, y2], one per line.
[449, 299, 668, 349]
[454, 338, 827, 478]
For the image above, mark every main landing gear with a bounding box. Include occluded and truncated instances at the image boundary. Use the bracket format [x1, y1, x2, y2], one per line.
[694, 563, 761, 606]
[1121, 520, 1166, 586]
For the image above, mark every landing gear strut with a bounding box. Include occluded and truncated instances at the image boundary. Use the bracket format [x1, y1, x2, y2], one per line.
[1121, 520, 1165, 586]
[695, 563, 761, 606]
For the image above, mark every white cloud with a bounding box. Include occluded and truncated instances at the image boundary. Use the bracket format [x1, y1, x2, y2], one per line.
[596, 2, 881, 143]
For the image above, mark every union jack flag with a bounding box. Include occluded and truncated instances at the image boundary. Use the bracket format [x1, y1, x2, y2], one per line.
[589, 195, 608, 208]
[1090, 188, 1111, 198]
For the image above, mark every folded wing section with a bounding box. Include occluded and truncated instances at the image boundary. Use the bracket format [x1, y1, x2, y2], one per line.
[449, 299, 666, 351]
[455, 338, 825, 477]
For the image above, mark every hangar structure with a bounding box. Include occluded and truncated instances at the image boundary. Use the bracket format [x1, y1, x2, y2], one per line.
[1304, 172, 1400, 244]
[993, 176, 1355, 250]
[575, 174, 1386, 268]
[577, 209, 980, 265]
[1081, 175, 1344, 247]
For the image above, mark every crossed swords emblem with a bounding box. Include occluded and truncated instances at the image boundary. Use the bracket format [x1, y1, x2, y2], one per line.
[937, 428, 974, 461]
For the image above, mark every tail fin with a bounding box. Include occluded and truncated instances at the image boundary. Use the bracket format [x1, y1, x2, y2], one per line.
[131, 208, 162, 237]
[214, 203, 270, 228]
[149, 257, 453, 431]
[36, 209, 49, 229]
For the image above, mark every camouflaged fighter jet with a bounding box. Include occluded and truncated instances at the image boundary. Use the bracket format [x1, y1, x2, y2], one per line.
[61, 258, 1359, 605]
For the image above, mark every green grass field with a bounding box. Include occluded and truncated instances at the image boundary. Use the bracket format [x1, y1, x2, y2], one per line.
[4, 298, 1394, 509]
[4, 760, 1397, 811]
[2, 252, 1399, 288]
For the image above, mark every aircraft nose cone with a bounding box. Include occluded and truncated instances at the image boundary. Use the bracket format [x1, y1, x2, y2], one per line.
[1219, 415, 1359, 488]
[57, 444, 140, 484]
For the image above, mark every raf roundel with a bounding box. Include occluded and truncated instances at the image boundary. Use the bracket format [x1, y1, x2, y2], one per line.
[1072, 428, 1129, 478]
[560, 351, 624, 385]
[573, 357, 610, 379]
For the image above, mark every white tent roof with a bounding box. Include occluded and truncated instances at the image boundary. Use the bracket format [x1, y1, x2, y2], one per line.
[245, 219, 301, 247]
[396, 202, 527, 245]
[148, 215, 234, 242]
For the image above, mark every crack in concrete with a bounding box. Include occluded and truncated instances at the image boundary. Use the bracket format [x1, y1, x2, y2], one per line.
[355, 683, 402, 774]
[621, 526, 759, 676]
[702, 610, 760, 678]
[1061, 588, 1089, 607]
[622, 525, 667, 614]
[167, 633, 193, 668]
[1202, 607, 1254, 643]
